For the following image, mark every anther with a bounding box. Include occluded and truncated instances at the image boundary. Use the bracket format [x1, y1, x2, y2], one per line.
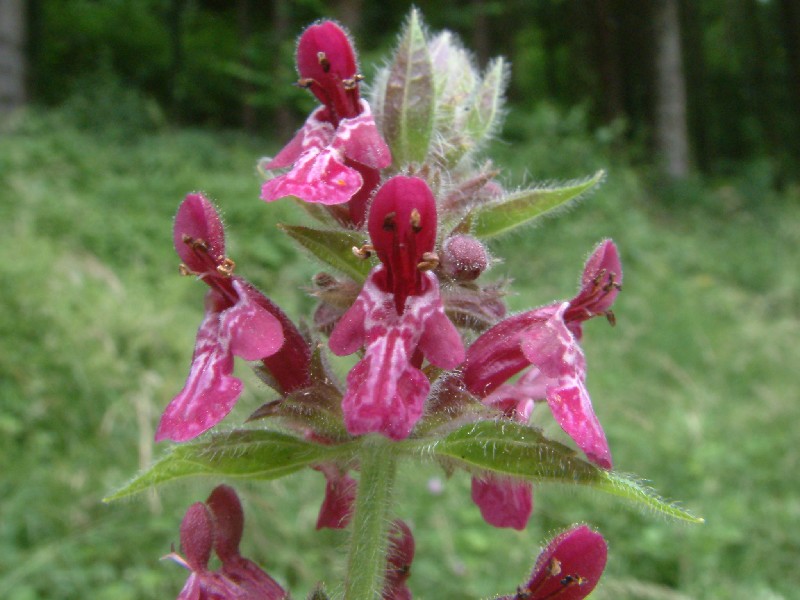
[352, 244, 375, 259]
[317, 51, 331, 72]
[216, 257, 235, 277]
[182, 234, 209, 253]
[410, 208, 422, 233]
[605, 310, 617, 326]
[559, 574, 586, 587]
[382, 212, 397, 231]
[417, 251, 439, 271]
[547, 558, 562, 577]
[296, 77, 314, 89]
[178, 263, 193, 276]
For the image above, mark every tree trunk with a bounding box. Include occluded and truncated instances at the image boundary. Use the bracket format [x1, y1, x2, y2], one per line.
[653, 0, 690, 178]
[0, 0, 26, 116]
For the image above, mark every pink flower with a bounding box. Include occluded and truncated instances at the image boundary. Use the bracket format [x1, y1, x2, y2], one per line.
[167, 485, 287, 600]
[261, 21, 391, 224]
[463, 241, 621, 528]
[497, 525, 607, 600]
[314, 463, 358, 530]
[156, 194, 287, 442]
[329, 176, 464, 440]
[471, 475, 533, 531]
[383, 520, 415, 600]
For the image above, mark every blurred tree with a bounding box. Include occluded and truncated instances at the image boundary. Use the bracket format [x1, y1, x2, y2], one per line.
[653, 0, 690, 177]
[0, 0, 26, 115]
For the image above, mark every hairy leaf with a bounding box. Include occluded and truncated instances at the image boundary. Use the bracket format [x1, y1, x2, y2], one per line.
[419, 420, 703, 523]
[456, 170, 605, 239]
[382, 8, 435, 165]
[104, 430, 354, 501]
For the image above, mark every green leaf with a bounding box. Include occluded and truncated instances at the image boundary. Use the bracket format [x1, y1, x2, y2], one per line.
[382, 8, 435, 165]
[464, 57, 508, 149]
[456, 170, 605, 239]
[420, 420, 703, 523]
[279, 224, 371, 282]
[104, 430, 353, 501]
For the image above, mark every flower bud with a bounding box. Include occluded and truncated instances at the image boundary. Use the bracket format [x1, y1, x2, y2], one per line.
[440, 234, 488, 281]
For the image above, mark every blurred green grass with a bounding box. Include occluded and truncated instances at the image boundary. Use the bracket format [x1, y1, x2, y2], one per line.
[1, 106, 799, 599]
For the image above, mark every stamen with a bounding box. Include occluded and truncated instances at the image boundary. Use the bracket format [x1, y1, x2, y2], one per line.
[417, 251, 439, 271]
[216, 257, 236, 277]
[547, 558, 562, 577]
[559, 574, 586, 587]
[182, 234, 210, 253]
[296, 77, 314, 89]
[382, 212, 397, 231]
[410, 208, 422, 233]
[352, 244, 375, 259]
[178, 263, 194, 276]
[317, 51, 331, 72]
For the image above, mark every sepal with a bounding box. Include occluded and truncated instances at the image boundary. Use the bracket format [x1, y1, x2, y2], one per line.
[454, 170, 605, 239]
[381, 8, 435, 166]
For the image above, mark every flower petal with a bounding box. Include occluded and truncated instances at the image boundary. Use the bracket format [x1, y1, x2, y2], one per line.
[383, 520, 415, 600]
[261, 145, 363, 205]
[519, 304, 611, 469]
[520, 525, 607, 600]
[343, 338, 430, 440]
[223, 279, 285, 362]
[471, 476, 532, 530]
[414, 273, 464, 369]
[331, 268, 463, 439]
[179, 502, 214, 572]
[334, 100, 392, 169]
[315, 466, 357, 530]
[173, 193, 226, 273]
[155, 294, 242, 442]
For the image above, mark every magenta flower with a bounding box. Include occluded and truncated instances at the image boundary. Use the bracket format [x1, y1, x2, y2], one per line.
[314, 463, 358, 530]
[329, 176, 464, 440]
[464, 240, 622, 468]
[155, 194, 286, 442]
[261, 21, 391, 224]
[498, 525, 607, 600]
[167, 485, 287, 600]
[471, 475, 533, 531]
[463, 241, 621, 528]
[383, 520, 415, 600]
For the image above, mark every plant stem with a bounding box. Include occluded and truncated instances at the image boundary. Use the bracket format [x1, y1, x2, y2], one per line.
[343, 435, 397, 600]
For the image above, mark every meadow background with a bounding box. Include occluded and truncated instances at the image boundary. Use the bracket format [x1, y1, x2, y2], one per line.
[2, 2, 800, 599]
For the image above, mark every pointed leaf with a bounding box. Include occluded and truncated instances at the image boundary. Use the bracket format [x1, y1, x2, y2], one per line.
[279, 224, 372, 281]
[104, 430, 354, 501]
[465, 57, 508, 149]
[382, 8, 435, 165]
[419, 420, 703, 523]
[456, 171, 605, 239]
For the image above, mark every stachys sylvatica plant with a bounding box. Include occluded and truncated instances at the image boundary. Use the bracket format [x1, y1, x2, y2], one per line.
[105, 11, 702, 599]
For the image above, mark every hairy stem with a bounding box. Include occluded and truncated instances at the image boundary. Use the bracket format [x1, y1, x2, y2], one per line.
[343, 435, 398, 600]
